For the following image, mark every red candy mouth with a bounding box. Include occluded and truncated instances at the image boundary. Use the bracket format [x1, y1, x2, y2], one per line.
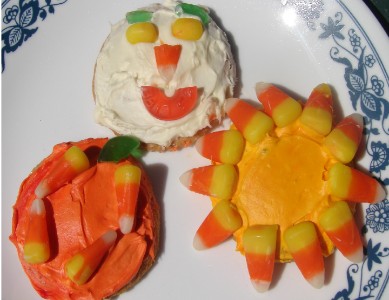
[141, 86, 198, 121]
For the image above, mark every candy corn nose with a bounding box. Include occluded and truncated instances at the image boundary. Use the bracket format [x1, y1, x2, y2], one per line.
[154, 44, 182, 81]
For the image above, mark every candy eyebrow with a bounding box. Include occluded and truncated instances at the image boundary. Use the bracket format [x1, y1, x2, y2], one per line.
[126, 10, 154, 24]
[175, 3, 210, 25]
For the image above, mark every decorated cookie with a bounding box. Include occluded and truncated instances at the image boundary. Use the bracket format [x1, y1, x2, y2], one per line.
[10, 137, 160, 299]
[180, 83, 387, 292]
[93, 0, 236, 151]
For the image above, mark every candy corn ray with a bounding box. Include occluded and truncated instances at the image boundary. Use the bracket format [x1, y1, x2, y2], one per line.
[193, 200, 242, 250]
[328, 163, 386, 203]
[225, 98, 274, 144]
[319, 201, 363, 262]
[255, 82, 302, 127]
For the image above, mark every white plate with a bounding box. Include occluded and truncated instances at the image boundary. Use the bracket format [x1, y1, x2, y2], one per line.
[2, 0, 389, 299]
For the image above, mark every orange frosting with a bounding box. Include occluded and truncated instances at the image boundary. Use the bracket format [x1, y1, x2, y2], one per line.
[10, 138, 158, 299]
[231, 126, 335, 261]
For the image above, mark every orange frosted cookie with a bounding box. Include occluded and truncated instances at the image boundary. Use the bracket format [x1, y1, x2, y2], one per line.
[10, 137, 159, 299]
[181, 83, 386, 292]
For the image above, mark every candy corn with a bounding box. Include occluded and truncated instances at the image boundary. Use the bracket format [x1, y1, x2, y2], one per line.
[180, 164, 238, 200]
[23, 199, 51, 264]
[193, 200, 242, 250]
[300, 83, 333, 136]
[65, 230, 117, 285]
[243, 225, 278, 292]
[195, 130, 245, 164]
[328, 162, 386, 203]
[154, 44, 182, 81]
[284, 222, 325, 288]
[115, 164, 141, 234]
[35, 146, 90, 198]
[323, 114, 363, 163]
[319, 201, 363, 262]
[255, 82, 302, 128]
[225, 98, 274, 144]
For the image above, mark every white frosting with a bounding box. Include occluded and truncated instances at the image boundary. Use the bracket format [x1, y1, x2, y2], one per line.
[93, 0, 236, 147]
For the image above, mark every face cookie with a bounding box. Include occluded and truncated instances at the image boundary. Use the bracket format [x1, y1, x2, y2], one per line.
[93, 0, 236, 150]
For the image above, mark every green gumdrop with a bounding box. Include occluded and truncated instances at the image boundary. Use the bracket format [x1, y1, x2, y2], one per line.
[175, 3, 210, 25]
[98, 136, 142, 162]
[126, 10, 153, 24]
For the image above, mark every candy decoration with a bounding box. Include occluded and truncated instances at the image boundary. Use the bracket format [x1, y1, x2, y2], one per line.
[65, 230, 117, 285]
[35, 146, 90, 198]
[225, 98, 274, 144]
[328, 162, 386, 204]
[115, 164, 141, 234]
[195, 130, 245, 164]
[323, 113, 363, 163]
[193, 200, 242, 250]
[126, 22, 158, 44]
[284, 222, 325, 288]
[154, 44, 182, 81]
[141, 86, 198, 121]
[23, 199, 50, 264]
[126, 10, 153, 24]
[255, 82, 302, 127]
[98, 136, 142, 163]
[300, 83, 333, 136]
[243, 225, 278, 292]
[171, 18, 203, 41]
[319, 201, 363, 262]
[180, 164, 238, 200]
[175, 3, 210, 25]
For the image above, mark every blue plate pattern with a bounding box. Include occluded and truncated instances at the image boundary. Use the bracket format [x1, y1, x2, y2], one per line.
[2, 0, 389, 299]
[1, 0, 69, 72]
[286, 1, 389, 299]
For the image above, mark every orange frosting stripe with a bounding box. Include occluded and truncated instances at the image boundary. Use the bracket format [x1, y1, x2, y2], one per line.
[10, 138, 158, 299]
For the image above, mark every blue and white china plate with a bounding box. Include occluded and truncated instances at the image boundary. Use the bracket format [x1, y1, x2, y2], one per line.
[2, 1, 389, 299]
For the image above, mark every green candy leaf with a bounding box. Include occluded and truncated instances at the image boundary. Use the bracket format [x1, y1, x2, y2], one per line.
[175, 3, 210, 25]
[98, 136, 143, 163]
[126, 10, 153, 24]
